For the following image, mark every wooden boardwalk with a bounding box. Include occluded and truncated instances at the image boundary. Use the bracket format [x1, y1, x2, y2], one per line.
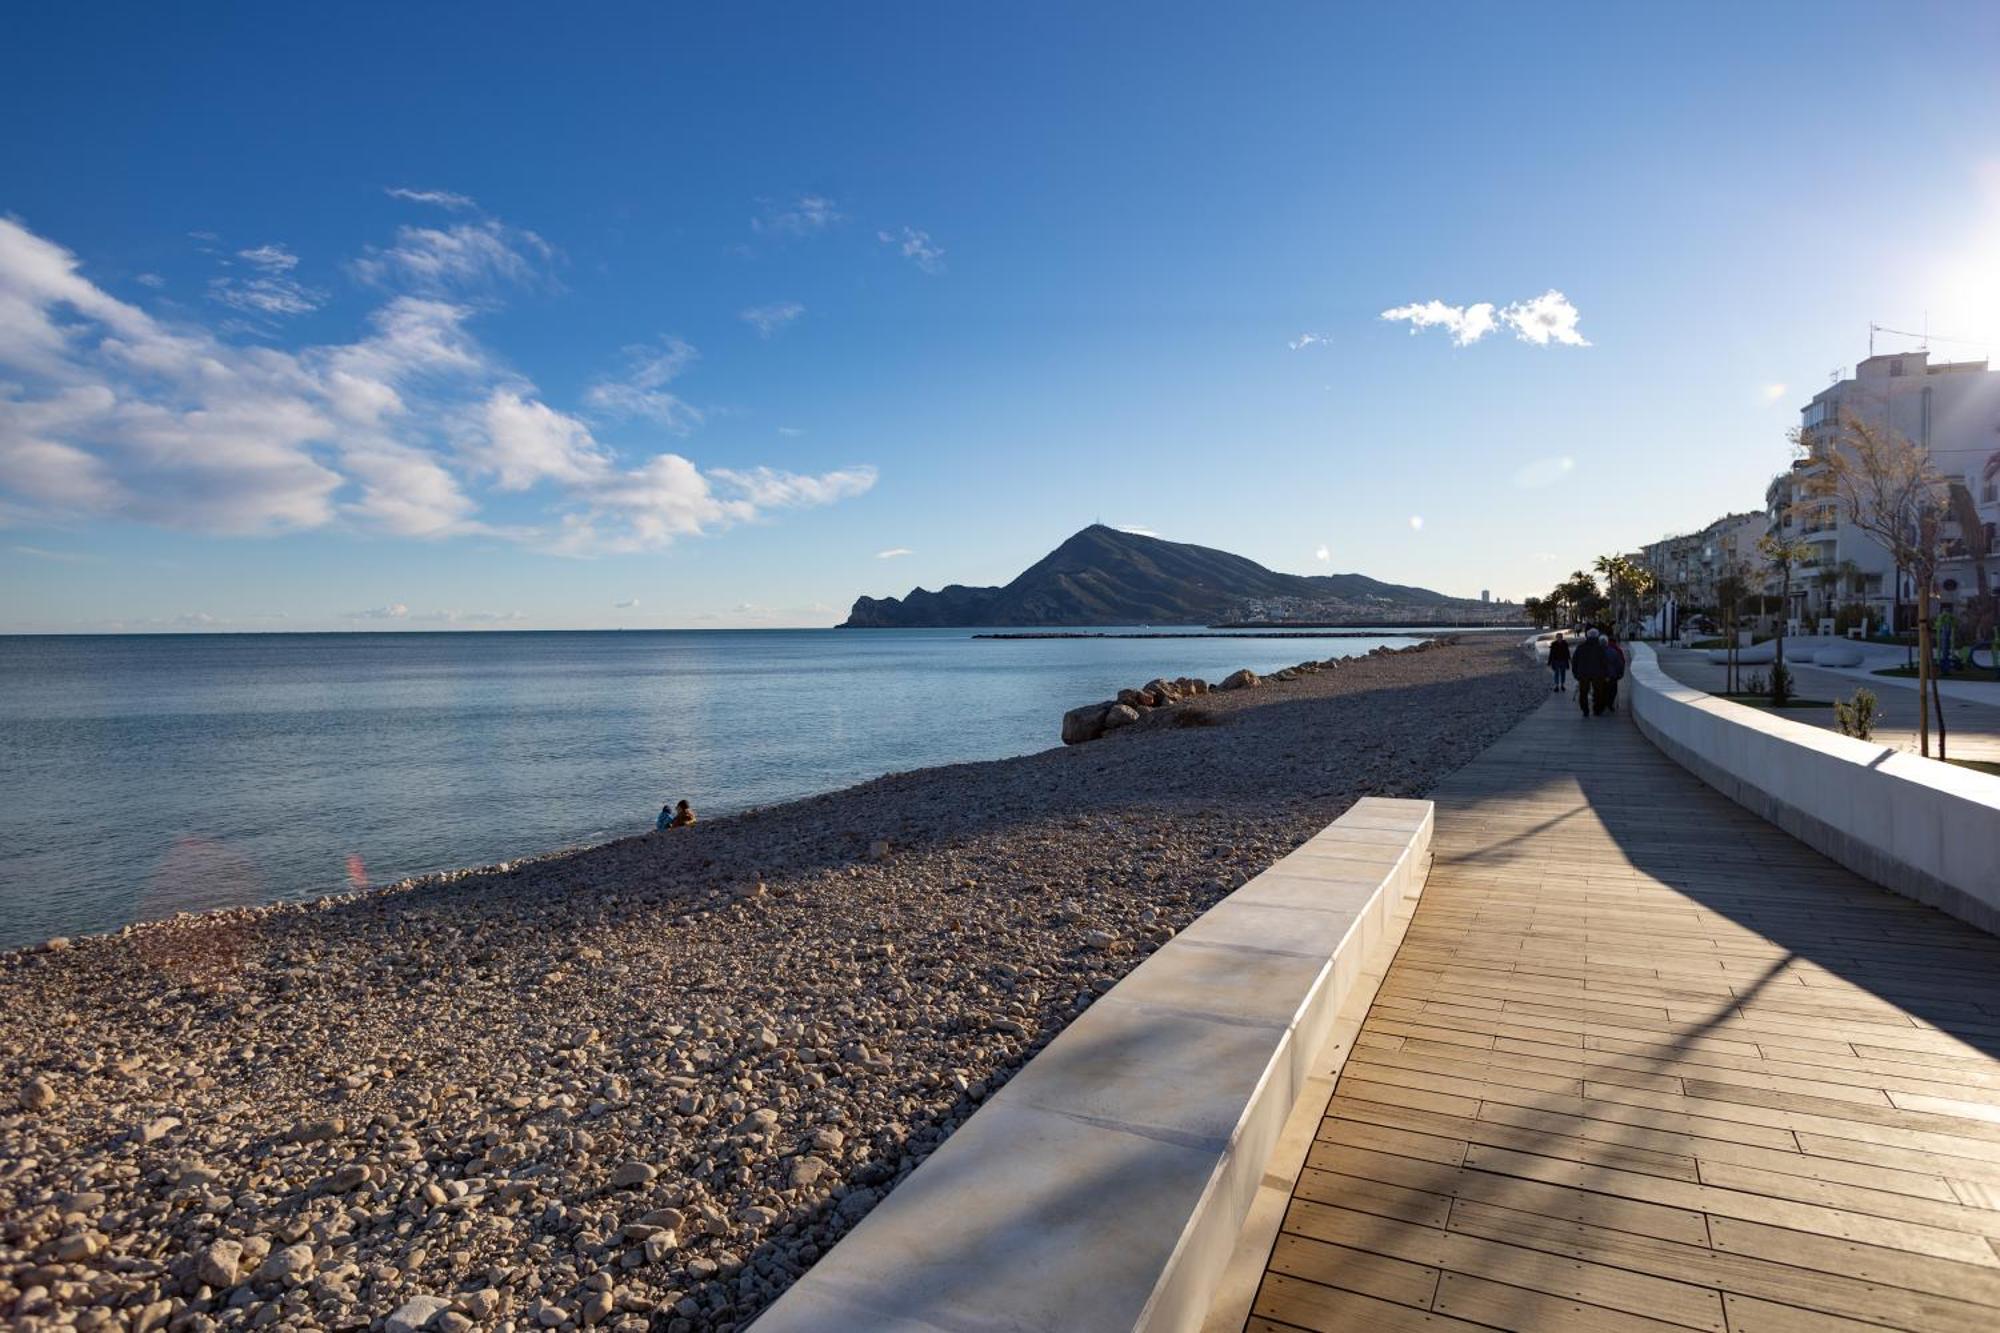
[1244, 694, 2000, 1333]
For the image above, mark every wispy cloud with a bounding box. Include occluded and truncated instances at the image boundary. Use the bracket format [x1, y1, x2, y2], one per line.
[1761, 382, 1788, 403]
[1381, 289, 1588, 347]
[0, 215, 877, 553]
[1513, 455, 1576, 488]
[775, 426, 804, 437]
[584, 337, 702, 433]
[134, 273, 165, 289]
[208, 241, 324, 317]
[878, 226, 945, 274]
[1314, 544, 1330, 562]
[1290, 333, 1329, 351]
[1409, 515, 1425, 530]
[753, 195, 842, 237]
[614, 597, 640, 609]
[10, 544, 99, 563]
[347, 603, 411, 619]
[238, 244, 299, 272]
[740, 301, 804, 337]
[710, 465, 877, 509]
[353, 220, 554, 293]
[1116, 524, 1159, 537]
[384, 186, 478, 211]
[875, 547, 913, 559]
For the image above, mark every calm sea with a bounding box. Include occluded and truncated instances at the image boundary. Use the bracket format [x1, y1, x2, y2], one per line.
[0, 628, 1435, 949]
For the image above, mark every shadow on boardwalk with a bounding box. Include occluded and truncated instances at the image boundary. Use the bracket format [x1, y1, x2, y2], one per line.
[1245, 694, 2000, 1333]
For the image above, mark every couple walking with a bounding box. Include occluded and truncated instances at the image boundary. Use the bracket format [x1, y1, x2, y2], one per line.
[1546, 627, 1625, 717]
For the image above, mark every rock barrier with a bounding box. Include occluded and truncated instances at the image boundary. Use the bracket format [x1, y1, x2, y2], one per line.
[1059, 638, 1454, 745]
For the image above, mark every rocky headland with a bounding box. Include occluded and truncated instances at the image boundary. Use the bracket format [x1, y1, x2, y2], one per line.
[1, 636, 1544, 1333]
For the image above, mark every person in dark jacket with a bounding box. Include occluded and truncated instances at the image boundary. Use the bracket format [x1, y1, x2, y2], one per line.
[1569, 628, 1609, 716]
[1600, 632, 1627, 714]
[1547, 633, 1571, 692]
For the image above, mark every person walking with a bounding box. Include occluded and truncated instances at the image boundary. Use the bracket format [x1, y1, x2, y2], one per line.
[1600, 631, 1627, 715]
[1569, 627, 1608, 717]
[1547, 632, 1571, 693]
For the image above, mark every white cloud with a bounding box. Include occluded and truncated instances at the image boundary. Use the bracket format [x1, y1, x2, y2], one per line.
[1409, 515, 1425, 530]
[353, 220, 553, 293]
[876, 547, 913, 559]
[135, 273, 165, 289]
[384, 187, 478, 211]
[1762, 382, 1788, 403]
[1513, 455, 1576, 488]
[1314, 544, 1330, 562]
[753, 195, 842, 237]
[614, 597, 639, 609]
[878, 226, 945, 274]
[472, 390, 609, 490]
[1116, 524, 1159, 537]
[0, 217, 877, 552]
[775, 426, 804, 437]
[740, 302, 804, 337]
[348, 603, 410, 619]
[1290, 333, 1328, 351]
[1500, 290, 1589, 347]
[1380, 299, 1498, 346]
[1380, 289, 1588, 348]
[584, 337, 702, 433]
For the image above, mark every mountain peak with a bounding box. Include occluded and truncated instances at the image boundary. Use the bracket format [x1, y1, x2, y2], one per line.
[842, 527, 1491, 628]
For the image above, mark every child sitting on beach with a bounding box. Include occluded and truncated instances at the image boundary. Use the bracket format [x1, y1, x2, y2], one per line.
[669, 799, 695, 828]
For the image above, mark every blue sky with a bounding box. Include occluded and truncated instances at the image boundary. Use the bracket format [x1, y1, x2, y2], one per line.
[4, 2, 1999, 630]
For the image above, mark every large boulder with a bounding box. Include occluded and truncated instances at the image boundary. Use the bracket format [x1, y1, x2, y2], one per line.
[1100, 703, 1142, 731]
[1061, 703, 1111, 745]
[1142, 678, 1180, 704]
[1116, 688, 1149, 708]
[1218, 669, 1259, 691]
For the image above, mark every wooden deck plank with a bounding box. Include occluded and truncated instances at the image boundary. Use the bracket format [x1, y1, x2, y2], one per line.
[1236, 692, 2000, 1332]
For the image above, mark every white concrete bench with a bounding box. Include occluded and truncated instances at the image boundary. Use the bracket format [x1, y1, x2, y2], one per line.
[753, 797, 1434, 1333]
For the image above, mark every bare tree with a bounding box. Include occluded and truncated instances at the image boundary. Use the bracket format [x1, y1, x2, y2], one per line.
[1804, 414, 1955, 758]
[1715, 562, 1749, 693]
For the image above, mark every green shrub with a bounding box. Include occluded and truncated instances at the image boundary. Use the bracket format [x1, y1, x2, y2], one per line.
[1834, 688, 1878, 741]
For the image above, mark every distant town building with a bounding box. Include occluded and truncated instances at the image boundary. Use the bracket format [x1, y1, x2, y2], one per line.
[1640, 510, 1767, 613]
[1784, 350, 2000, 631]
[1480, 589, 1490, 603]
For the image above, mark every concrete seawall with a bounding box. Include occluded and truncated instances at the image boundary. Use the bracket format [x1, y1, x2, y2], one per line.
[754, 797, 1435, 1333]
[1628, 642, 2000, 935]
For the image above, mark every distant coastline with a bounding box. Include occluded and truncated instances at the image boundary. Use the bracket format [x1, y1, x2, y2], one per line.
[975, 629, 1473, 640]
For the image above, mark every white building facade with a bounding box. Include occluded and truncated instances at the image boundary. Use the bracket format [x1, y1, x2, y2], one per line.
[1788, 350, 2000, 633]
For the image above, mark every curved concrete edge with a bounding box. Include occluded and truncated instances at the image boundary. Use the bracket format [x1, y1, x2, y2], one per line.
[1629, 642, 2000, 936]
[752, 796, 1435, 1333]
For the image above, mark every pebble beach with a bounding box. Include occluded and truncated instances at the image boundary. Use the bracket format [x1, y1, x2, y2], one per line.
[1, 635, 1545, 1333]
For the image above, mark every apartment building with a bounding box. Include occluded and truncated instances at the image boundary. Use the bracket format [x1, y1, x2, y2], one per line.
[1785, 350, 2000, 631]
